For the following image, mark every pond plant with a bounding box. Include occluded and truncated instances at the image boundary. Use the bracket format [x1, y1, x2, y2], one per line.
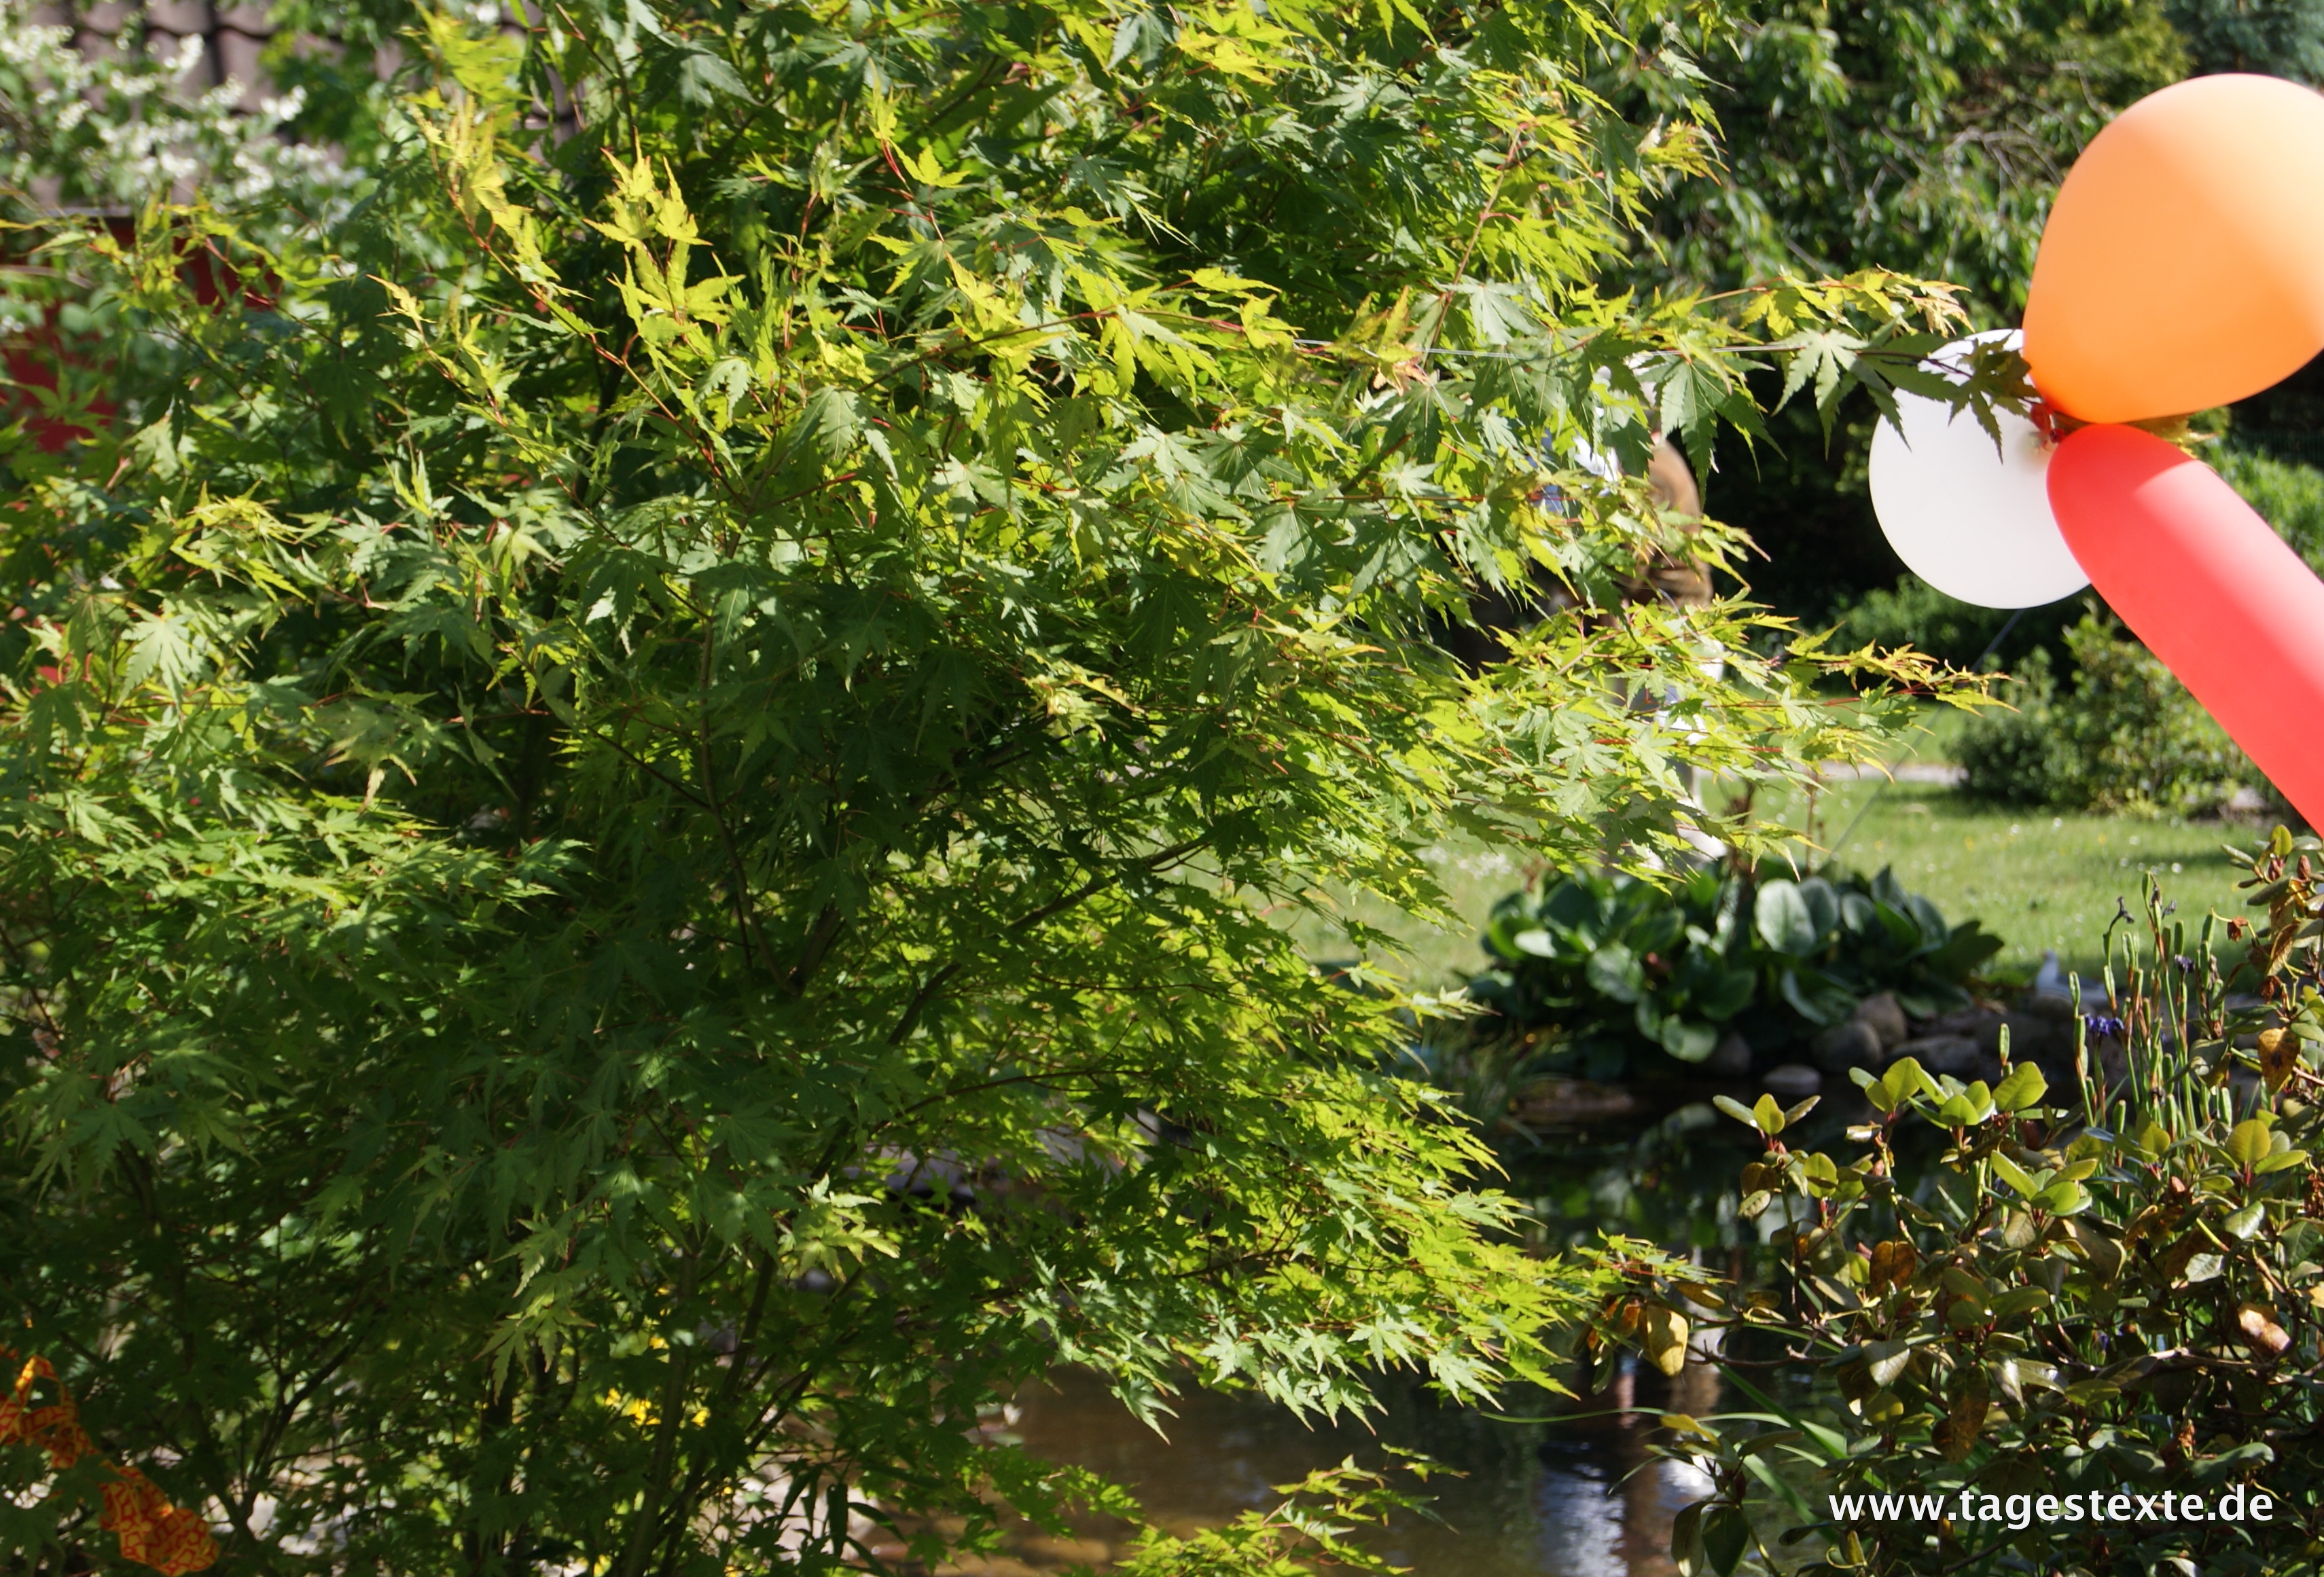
[1630, 831, 2324, 1575]
[1473, 864, 2003, 1080]
[0, 0, 1994, 1570]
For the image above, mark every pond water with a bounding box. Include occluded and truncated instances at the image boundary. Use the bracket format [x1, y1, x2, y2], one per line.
[954, 1094, 1795, 1577]
[980, 1359, 1721, 1577]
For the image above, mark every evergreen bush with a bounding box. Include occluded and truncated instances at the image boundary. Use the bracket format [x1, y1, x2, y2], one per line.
[2217, 446, 2324, 575]
[1958, 617, 2253, 815]
[1628, 837, 2324, 1575]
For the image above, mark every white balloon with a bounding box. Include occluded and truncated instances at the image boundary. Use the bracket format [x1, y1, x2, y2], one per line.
[1867, 331, 2089, 609]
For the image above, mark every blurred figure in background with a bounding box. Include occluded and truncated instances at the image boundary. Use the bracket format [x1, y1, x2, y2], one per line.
[1628, 437, 1712, 609]
[1440, 434, 1710, 668]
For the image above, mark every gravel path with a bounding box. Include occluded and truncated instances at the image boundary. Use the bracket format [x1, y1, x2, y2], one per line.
[1815, 761, 1967, 785]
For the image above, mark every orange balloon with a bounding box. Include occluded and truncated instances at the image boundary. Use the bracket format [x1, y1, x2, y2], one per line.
[2022, 74, 2324, 424]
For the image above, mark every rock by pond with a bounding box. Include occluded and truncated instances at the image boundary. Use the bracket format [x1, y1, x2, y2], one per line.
[1758, 1062, 1820, 1099]
[1809, 1016, 1884, 1075]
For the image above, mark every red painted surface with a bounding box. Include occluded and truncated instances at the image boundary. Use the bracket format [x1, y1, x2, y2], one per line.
[5, 216, 270, 452]
[2048, 422, 2324, 827]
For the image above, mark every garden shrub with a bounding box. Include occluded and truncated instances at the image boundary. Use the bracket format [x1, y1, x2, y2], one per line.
[1471, 864, 2000, 1080]
[1950, 647, 2077, 806]
[1626, 834, 2324, 1575]
[2217, 446, 2324, 575]
[1958, 613, 2255, 814]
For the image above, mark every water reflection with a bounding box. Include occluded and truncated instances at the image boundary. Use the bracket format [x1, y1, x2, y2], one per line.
[951, 1099, 1788, 1576]
[978, 1359, 1720, 1577]
[1514, 1094, 1765, 1261]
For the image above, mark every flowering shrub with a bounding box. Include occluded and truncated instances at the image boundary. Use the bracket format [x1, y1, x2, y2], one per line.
[0, 1, 356, 224]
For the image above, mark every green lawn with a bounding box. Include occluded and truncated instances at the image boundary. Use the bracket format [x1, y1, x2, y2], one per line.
[1278, 844, 1528, 991]
[1759, 778, 2257, 979]
[1285, 762, 2269, 991]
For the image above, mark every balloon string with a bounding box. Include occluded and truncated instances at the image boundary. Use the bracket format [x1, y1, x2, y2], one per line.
[1973, 609, 2028, 672]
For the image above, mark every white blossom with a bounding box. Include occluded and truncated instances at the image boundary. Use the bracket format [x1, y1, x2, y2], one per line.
[1, 1, 361, 228]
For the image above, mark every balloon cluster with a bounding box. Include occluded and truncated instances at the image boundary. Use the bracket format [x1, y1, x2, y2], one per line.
[1869, 75, 2324, 825]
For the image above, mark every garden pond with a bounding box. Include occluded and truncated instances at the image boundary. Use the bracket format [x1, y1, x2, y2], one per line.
[946, 1092, 1802, 1577]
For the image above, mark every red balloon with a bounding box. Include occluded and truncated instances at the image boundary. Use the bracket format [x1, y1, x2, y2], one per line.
[2047, 424, 2324, 827]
